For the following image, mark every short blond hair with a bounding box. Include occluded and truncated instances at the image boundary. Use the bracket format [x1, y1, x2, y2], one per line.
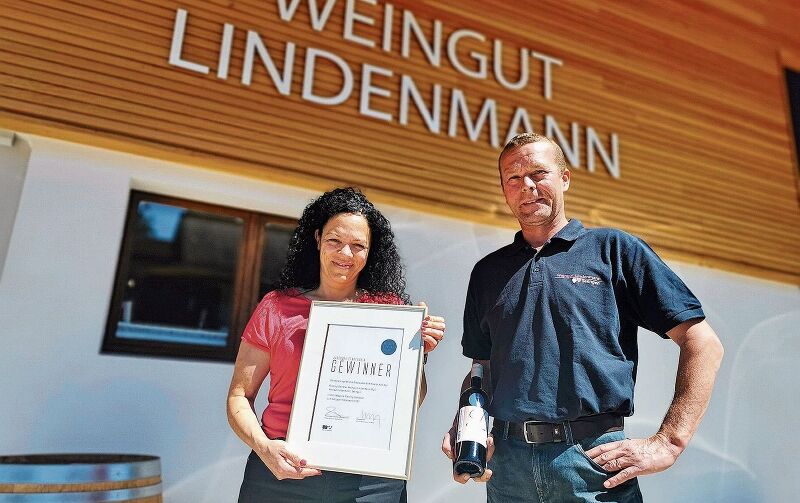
[498, 132, 568, 175]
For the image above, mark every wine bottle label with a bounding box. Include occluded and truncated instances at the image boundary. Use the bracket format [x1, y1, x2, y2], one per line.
[456, 406, 488, 446]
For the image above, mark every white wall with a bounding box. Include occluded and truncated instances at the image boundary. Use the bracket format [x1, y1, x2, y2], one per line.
[0, 136, 797, 502]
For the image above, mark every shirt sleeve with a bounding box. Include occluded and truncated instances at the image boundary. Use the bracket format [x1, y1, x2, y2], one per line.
[461, 267, 492, 359]
[619, 236, 705, 338]
[241, 291, 278, 352]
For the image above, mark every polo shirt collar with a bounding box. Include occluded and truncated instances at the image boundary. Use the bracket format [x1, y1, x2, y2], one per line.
[506, 219, 586, 255]
[554, 219, 586, 242]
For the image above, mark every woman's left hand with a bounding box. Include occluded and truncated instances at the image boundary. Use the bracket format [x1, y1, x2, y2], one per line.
[418, 302, 445, 353]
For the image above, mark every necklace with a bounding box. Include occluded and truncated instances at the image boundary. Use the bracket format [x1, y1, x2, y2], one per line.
[302, 287, 363, 302]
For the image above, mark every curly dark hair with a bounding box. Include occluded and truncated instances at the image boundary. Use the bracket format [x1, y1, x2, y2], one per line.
[278, 187, 410, 303]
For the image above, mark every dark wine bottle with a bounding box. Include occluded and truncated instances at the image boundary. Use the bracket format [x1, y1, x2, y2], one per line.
[454, 362, 489, 477]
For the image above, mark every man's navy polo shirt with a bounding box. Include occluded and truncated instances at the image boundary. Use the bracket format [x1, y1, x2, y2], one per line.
[461, 219, 705, 423]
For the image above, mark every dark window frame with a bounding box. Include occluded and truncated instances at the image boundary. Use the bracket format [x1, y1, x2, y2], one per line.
[101, 191, 296, 363]
[785, 68, 800, 174]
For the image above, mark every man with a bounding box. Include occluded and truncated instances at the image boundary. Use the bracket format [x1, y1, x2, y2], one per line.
[442, 133, 723, 502]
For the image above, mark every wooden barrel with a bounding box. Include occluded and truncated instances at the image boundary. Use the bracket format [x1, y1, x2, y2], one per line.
[0, 454, 162, 502]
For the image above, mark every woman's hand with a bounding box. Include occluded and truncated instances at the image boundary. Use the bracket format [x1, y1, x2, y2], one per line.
[255, 439, 322, 480]
[418, 302, 445, 353]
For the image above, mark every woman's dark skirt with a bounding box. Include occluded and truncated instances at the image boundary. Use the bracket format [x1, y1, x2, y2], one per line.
[238, 451, 407, 503]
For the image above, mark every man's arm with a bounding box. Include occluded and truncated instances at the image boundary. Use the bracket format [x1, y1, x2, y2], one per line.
[441, 359, 494, 484]
[586, 319, 723, 488]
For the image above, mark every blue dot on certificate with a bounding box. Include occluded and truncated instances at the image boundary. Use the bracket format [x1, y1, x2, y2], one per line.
[381, 339, 397, 355]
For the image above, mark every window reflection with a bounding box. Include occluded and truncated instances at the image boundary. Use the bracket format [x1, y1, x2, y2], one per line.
[117, 201, 243, 347]
[259, 223, 294, 298]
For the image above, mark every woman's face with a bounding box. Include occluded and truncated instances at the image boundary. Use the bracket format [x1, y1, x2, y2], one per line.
[315, 213, 371, 288]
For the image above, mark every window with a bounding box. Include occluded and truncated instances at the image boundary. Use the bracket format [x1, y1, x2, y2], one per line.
[102, 191, 296, 362]
[786, 68, 800, 172]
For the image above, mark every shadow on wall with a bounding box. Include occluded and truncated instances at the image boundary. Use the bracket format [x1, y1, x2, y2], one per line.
[603, 413, 762, 503]
[721, 311, 800, 503]
[163, 455, 246, 503]
[33, 375, 182, 459]
[640, 444, 762, 502]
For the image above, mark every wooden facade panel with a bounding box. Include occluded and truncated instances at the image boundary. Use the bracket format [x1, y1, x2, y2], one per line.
[1, 0, 798, 282]
[0, 29, 790, 196]
[4, 56, 796, 236]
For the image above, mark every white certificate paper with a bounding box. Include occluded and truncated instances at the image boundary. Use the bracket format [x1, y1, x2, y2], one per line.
[287, 301, 426, 479]
[309, 324, 403, 449]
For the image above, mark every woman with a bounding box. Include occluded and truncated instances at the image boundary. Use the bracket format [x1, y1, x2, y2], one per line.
[227, 187, 445, 503]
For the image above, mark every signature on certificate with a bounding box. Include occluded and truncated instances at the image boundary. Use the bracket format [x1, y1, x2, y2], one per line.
[355, 410, 381, 428]
[324, 407, 348, 419]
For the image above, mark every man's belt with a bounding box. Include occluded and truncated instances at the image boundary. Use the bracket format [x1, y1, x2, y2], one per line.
[492, 413, 623, 444]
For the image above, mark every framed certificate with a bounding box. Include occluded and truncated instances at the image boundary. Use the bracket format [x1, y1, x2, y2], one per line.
[286, 301, 426, 480]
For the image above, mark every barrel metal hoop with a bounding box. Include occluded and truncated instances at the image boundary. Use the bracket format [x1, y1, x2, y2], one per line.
[0, 457, 161, 484]
[0, 483, 162, 501]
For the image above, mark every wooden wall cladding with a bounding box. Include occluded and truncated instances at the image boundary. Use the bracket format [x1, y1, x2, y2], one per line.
[1, 0, 799, 283]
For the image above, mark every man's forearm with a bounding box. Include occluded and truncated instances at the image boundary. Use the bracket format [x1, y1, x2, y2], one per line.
[658, 324, 724, 452]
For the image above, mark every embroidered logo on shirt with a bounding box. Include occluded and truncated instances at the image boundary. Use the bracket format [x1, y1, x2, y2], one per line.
[555, 274, 603, 286]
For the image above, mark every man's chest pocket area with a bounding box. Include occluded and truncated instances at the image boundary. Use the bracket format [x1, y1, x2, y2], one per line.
[550, 271, 616, 322]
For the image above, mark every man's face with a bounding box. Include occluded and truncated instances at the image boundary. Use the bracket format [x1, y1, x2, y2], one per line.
[499, 141, 571, 228]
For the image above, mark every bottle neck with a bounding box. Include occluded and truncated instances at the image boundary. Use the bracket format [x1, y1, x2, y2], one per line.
[470, 375, 482, 389]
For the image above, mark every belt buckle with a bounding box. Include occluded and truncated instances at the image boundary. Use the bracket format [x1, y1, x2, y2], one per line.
[522, 421, 564, 444]
[522, 421, 537, 444]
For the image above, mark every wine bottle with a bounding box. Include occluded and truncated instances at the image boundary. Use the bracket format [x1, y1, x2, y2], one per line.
[454, 362, 489, 477]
